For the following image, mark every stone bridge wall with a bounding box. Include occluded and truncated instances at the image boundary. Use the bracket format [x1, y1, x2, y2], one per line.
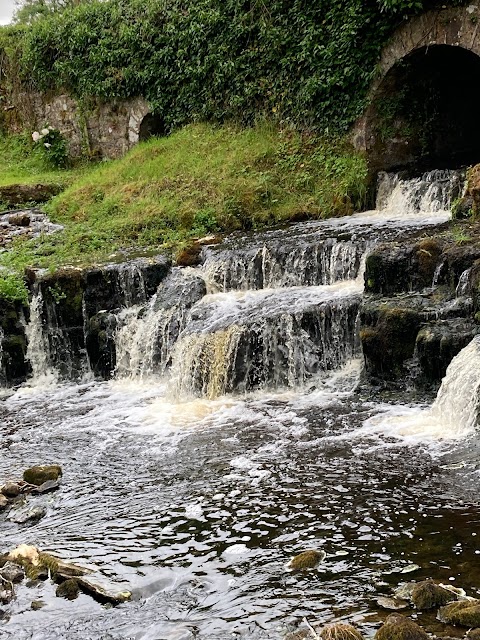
[353, 1, 480, 171]
[3, 91, 150, 160]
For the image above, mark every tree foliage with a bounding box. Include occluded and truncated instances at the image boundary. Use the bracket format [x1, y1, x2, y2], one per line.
[0, 0, 470, 133]
[13, 0, 87, 24]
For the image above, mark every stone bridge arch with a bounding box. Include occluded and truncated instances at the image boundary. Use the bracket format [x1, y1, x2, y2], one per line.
[354, 2, 480, 173]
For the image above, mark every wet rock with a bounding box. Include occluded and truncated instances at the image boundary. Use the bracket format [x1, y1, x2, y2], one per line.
[286, 549, 326, 571]
[31, 600, 45, 610]
[410, 580, 457, 610]
[0, 297, 30, 387]
[374, 614, 428, 640]
[0, 590, 12, 604]
[438, 599, 480, 627]
[284, 631, 310, 640]
[8, 505, 47, 524]
[56, 578, 80, 600]
[31, 479, 60, 494]
[365, 237, 443, 296]
[0, 561, 25, 583]
[376, 596, 409, 611]
[0, 495, 9, 510]
[175, 244, 202, 267]
[1, 482, 23, 498]
[416, 319, 480, 383]
[0, 183, 62, 206]
[319, 622, 364, 639]
[23, 465, 62, 486]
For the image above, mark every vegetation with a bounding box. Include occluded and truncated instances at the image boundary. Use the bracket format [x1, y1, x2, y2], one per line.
[0, 133, 81, 187]
[0, 122, 367, 301]
[0, 0, 469, 137]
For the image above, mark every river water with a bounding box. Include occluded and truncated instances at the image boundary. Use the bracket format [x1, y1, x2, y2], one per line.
[1, 170, 480, 639]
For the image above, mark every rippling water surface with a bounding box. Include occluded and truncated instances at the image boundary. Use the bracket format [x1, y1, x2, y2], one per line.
[1, 363, 480, 640]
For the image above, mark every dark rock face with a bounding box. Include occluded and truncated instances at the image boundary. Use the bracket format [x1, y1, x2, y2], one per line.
[0, 298, 30, 386]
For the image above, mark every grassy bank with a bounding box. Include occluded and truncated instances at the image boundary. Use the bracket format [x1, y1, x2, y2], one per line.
[0, 122, 368, 302]
[0, 134, 84, 189]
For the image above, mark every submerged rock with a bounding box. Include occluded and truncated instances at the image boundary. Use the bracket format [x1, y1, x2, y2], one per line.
[410, 580, 457, 610]
[1, 482, 23, 498]
[8, 505, 47, 524]
[0, 495, 9, 510]
[438, 599, 480, 627]
[374, 614, 428, 640]
[286, 549, 326, 571]
[30, 600, 45, 610]
[376, 596, 409, 611]
[56, 578, 80, 600]
[23, 465, 62, 486]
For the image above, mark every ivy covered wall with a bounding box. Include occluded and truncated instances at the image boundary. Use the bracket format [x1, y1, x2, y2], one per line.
[0, 0, 469, 137]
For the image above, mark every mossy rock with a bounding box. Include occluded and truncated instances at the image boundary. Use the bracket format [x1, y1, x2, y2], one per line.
[467, 630, 480, 640]
[23, 465, 62, 486]
[175, 244, 202, 267]
[410, 580, 456, 610]
[320, 622, 364, 640]
[374, 614, 428, 640]
[56, 578, 80, 600]
[287, 549, 325, 571]
[438, 600, 480, 627]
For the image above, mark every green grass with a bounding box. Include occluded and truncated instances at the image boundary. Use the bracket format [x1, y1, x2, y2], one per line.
[0, 122, 368, 302]
[0, 133, 84, 188]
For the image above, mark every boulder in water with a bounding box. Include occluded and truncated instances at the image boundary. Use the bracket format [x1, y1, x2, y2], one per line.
[30, 600, 45, 610]
[23, 465, 62, 486]
[1, 482, 23, 498]
[8, 505, 47, 524]
[410, 580, 457, 610]
[286, 549, 326, 571]
[56, 578, 80, 600]
[319, 622, 364, 639]
[0, 495, 9, 510]
[438, 599, 480, 627]
[374, 614, 428, 640]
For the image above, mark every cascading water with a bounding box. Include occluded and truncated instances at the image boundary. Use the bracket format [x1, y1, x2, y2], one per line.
[3, 169, 480, 640]
[25, 288, 57, 386]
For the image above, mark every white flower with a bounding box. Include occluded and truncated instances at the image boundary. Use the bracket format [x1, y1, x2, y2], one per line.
[41, 128, 50, 136]
[32, 131, 41, 142]
[44, 143, 51, 148]
[48, 126, 54, 131]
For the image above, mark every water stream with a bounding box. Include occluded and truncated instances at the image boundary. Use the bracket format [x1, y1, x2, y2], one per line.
[1, 169, 480, 639]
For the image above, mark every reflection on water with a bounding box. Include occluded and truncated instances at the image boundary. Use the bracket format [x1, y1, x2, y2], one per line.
[1, 366, 480, 640]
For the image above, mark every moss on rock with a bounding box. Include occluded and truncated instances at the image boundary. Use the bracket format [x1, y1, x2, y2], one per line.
[56, 578, 80, 600]
[287, 549, 325, 571]
[410, 580, 456, 610]
[320, 622, 364, 640]
[374, 614, 428, 640]
[438, 600, 480, 627]
[23, 465, 62, 486]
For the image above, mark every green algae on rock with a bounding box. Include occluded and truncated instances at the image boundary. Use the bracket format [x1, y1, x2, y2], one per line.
[56, 579, 80, 601]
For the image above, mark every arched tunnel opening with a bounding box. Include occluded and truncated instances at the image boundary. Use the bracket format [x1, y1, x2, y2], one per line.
[138, 113, 166, 142]
[367, 45, 480, 173]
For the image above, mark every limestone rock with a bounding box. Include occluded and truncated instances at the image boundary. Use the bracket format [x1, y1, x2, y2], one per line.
[374, 614, 428, 640]
[438, 599, 480, 627]
[23, 465, 62, 486]
[410, 580, 457, 610]
[286, 549, 326, 571]
[56, 578, 80, 600]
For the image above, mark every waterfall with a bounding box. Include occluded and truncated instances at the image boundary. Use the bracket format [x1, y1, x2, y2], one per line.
[25, 289, 57, 386]
[376, 169, 464, 215]
[0, 326, 5, 387]
[16, 169, 463, 396]
[430, 335, 480, 435]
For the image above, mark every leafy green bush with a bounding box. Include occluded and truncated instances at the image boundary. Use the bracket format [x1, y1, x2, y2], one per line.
[0, 0, 469, 135]
[32, 126, 69, 168]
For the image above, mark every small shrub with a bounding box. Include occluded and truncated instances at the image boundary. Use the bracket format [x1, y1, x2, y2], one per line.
[32, 126, 69, 169]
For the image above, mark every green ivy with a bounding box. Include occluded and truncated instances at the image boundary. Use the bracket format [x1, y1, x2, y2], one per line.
[0, 0, 469, 134]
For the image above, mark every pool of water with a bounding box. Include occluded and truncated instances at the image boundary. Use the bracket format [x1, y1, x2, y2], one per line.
[1, 365, 480, 639]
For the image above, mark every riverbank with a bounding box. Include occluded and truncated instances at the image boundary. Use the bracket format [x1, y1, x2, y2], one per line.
[0, 122, 367, 303]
